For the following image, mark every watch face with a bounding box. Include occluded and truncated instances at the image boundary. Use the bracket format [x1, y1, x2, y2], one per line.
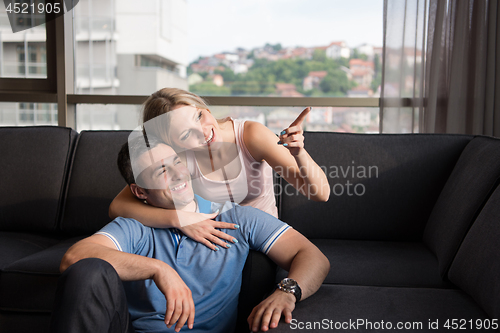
[282, 278, 297, 289]
[278, 278, 302, 302]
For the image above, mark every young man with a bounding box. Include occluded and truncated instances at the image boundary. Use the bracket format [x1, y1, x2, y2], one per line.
[51, 135, 329, 333]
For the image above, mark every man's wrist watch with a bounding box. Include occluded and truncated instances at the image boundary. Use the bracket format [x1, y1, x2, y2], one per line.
[277, 278, 302, 302]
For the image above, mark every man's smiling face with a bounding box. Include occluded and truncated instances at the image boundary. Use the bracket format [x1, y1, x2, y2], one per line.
[136, 143, 195, 210]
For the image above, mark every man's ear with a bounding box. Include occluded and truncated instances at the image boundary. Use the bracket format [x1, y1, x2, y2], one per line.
[130, 183, 148, 200]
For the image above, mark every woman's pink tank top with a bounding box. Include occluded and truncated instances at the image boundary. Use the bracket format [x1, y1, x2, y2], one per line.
[185, 118, 278, 217]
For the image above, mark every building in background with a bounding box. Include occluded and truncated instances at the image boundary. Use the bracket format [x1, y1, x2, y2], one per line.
[325, 41, 350, 59]
[303, 71, 328, 91]
[0, 0, 188, 129]
[348, 58, 374, 88]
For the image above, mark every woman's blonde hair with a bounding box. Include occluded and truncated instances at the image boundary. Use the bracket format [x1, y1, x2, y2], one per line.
[142, 87, 209, 124]
[142, 88, 209, 147]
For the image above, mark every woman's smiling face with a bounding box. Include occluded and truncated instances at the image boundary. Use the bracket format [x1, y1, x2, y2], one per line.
[167, 104, 222, 151]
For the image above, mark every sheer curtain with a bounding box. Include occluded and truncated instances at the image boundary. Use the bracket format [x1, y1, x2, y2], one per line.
[382, 0, 500, 136]
[381, 0, 427, 133]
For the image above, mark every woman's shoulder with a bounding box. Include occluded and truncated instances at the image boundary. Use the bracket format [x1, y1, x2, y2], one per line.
[242, 120, 269, 137]
[242, 121, 277, 162]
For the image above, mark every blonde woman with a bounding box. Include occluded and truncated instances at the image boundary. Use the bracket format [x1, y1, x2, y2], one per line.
[109, 88, 329, 250]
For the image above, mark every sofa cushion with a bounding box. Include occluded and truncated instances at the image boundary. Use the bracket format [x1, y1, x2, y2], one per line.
[278, 239, 451, 288]
[270, 284, 490, 333]
[280, 133, 472, 241]
[0, 232, 59, 270]
[0, 126, 76, 232]
[0, 237, 84, 312]
[424, 136, 500, 277]
[60, 131, 130, 235]
[448, 184, 500, 322]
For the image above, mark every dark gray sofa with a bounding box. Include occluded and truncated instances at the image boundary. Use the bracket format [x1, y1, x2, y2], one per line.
[0, 126, 499, 332]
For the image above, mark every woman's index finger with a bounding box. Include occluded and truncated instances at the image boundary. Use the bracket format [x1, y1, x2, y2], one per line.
[290, 107, 311, 127]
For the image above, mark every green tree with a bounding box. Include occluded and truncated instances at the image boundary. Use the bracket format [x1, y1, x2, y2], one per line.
[351, 49, 368, 60]
[351, 48, 359, 59]
[198, 71, 209, 79]
[189, 82, 230, 96]
[312, 49, 326, 62]
[265, 43, 282, 51]
[231, 81, 260, 95]
[337, 57, 350, 68]
[320, 70, 353, 95]
[320, 74, 338, 93]
[214, 68, 236, 83]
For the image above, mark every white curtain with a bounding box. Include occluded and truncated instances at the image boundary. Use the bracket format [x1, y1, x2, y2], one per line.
[381, 0, 427, 133]
[382, 0, 500, 136]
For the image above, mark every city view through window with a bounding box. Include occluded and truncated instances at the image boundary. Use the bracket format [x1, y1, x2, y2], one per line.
[188, 42, 382, 98]
[186, 0, 383, 97]
[0, 0, 384, 133]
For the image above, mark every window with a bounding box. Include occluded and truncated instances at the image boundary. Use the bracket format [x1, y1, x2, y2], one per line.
[1, 6, 47, 79]
[138, 55, 177, 73]
[187, 0, 383, 98]
[0, 102, 57, 126]
[0, 0, 384, 133]
[16, 44, 46, 76]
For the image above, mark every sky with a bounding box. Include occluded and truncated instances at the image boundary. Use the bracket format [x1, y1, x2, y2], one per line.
[186, 0, 384, 62]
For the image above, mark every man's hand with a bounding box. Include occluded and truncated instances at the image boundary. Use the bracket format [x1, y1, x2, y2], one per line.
[178, 212, 239, 251]
[247, 289, 296, 332]
[153, 264, 195, 332]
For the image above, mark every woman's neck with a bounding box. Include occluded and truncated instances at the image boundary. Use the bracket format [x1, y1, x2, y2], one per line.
[217, 117, 235, 143]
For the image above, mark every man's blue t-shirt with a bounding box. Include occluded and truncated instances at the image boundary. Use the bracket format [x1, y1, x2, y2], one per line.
[96, 196, 290, 333]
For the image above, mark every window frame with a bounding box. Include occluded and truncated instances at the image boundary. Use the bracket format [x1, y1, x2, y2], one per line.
[0, 6, 57, 93]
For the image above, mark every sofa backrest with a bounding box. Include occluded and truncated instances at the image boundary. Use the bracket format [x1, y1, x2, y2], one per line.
[424, 136, 500, 277]
[0, 126, 77, 233]
[60, 130, 130, 235]
[280, 132, 472, 241]
[447, 183, 500, 321]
